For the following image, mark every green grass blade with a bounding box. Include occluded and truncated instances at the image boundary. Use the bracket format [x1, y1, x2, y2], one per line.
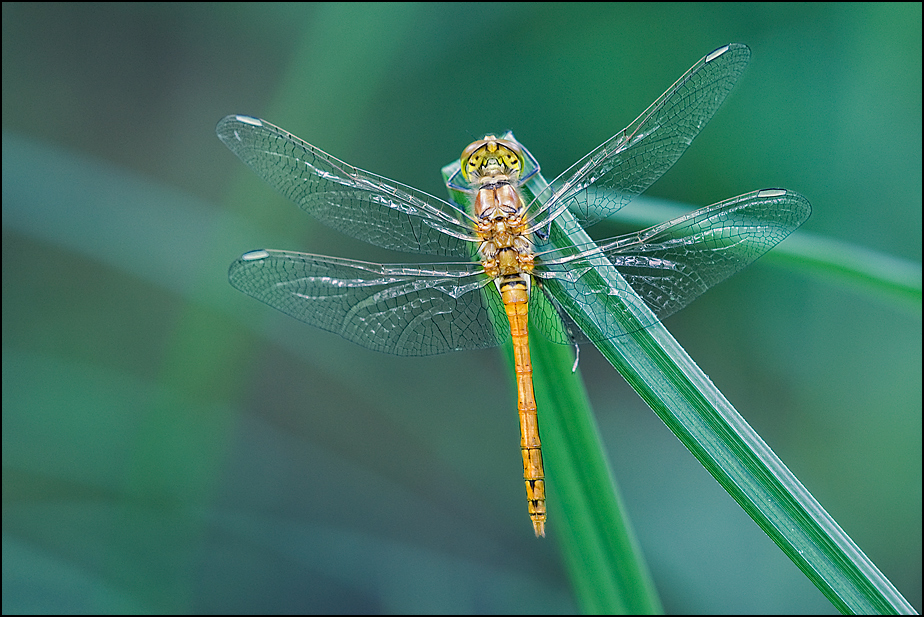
[526, 332, 662, 614]
[525, 194, 918, 613]
[556, 284, 916, 614]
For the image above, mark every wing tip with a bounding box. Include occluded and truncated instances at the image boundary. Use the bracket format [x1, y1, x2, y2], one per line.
[216, 114, 263, 140]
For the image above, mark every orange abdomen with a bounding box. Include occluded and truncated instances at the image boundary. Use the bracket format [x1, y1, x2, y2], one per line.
[499, 274, 546, 537]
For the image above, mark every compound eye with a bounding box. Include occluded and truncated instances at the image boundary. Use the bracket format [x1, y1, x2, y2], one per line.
[461, 149, 487, 180]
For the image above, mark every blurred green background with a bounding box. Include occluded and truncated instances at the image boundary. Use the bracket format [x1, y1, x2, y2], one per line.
[3, 3, 920, 614]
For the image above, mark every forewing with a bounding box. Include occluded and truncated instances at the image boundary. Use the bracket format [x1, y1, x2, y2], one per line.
[229, 250, 508, 356]
[217, 115, 477, 258]
[532, 189, 811, 340]
[527, 44, 751, 233]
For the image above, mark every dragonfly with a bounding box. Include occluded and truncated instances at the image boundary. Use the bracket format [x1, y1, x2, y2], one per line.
[219, 43, 810, 537]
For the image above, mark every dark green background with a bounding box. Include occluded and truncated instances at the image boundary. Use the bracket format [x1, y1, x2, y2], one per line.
[3, 3, 920, 614]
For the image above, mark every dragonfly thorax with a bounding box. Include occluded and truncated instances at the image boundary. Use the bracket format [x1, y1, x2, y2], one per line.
[472, 182, 521, 220]
[475, 182, 534, 279]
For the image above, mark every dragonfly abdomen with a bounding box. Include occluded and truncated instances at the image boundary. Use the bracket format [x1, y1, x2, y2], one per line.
[499, 271, 546, 537]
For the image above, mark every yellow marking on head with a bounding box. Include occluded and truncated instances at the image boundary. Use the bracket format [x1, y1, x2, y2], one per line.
[460, 135, 525, 182]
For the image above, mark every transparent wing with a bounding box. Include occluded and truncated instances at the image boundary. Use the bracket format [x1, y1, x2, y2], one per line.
[229, 249, 508, 356]
[217, 115, 478, 258]
[531, 189, 811, 343]
[526, 43, 751, 234]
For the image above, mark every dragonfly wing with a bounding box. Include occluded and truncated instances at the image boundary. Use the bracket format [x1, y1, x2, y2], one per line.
[229, 250, 508, 355]
[532, 189, 811, 340]
[527, 44, 751, 232]
[218, 116, 477, 258]
[528, 281, 597, 345]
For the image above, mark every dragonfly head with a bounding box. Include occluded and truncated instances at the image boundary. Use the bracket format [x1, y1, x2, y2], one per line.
[460, 135, 524, 185]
